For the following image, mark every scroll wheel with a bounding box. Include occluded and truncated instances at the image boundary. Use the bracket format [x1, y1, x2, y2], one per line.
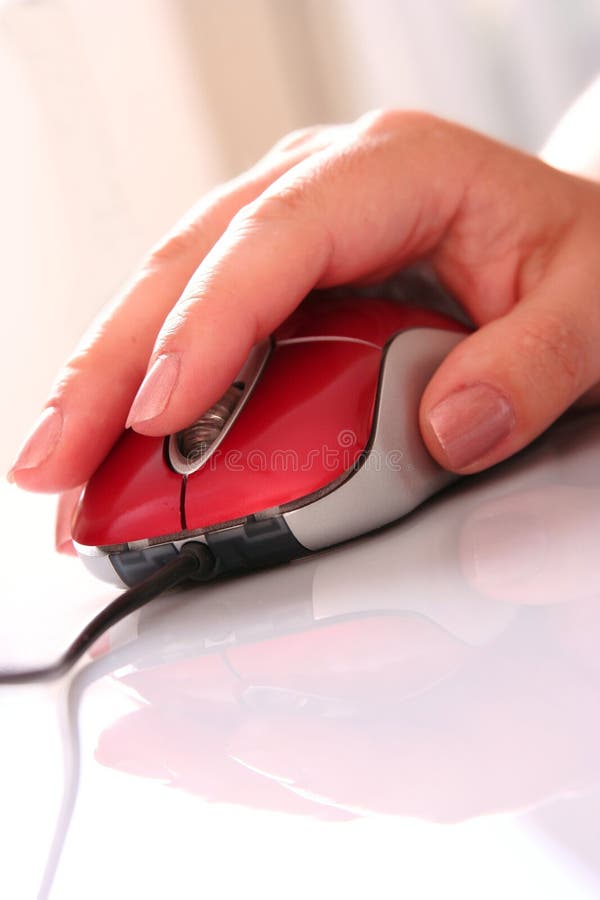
[177, 382, 244, 463]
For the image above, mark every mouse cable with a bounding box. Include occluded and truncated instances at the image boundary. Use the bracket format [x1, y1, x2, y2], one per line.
[0, 542, 215, 686]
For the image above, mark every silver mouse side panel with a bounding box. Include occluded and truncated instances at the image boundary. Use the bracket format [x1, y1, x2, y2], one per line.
[74, 543, 125, 586]
[283, 328, 464, 551]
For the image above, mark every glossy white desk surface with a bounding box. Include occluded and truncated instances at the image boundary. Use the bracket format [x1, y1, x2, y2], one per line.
[2, 412, 600, 900]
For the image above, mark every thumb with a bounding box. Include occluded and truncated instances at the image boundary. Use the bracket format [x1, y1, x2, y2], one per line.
[419, 254, 600, 473]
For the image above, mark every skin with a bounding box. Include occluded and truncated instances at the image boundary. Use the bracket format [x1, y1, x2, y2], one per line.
[7, 81, 600, 552]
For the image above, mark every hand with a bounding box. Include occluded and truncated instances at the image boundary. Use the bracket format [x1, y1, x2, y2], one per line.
[8, 111, 600, 549]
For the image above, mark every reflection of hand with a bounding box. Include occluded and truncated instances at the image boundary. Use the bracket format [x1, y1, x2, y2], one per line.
[94, 614, 471, 817]
[459, 485, 600, 606]
[457, 472, 600, 674]
[7, 113, 600, 547]
[93, 595, 600, 823]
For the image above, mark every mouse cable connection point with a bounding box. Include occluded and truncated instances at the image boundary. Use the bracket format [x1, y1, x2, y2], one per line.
[0, 542, 215, 686]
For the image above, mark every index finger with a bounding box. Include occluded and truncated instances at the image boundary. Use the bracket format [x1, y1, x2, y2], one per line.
[9, 128, 344, 492]
[127, 111, 479, 435]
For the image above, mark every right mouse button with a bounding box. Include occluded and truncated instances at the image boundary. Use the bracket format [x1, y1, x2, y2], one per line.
[283, 328, 465, 550]
[273, 293, 465, 346]
[182, 340, 383, 532]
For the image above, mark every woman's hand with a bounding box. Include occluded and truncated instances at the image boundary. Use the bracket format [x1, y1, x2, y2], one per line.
[8, 110, 600, 548]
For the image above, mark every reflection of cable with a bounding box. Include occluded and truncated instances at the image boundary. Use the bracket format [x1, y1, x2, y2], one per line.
[35, 630, 155, 900]
[0, 543, 215, 685]
[31, 546, 212, 900]
[3, 545, 213, 896]
[35, 677, 81, 900]
[30, 602, 468, 896]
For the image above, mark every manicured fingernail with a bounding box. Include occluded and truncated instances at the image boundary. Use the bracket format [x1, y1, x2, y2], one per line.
[427, 383, 515, 470]
[462, 511, 546, 586]
[126, 353, 180, 428]
[7, 406, 63, 481]
[56, 538, 77, 556]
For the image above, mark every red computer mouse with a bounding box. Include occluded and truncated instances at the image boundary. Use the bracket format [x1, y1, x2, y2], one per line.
[72, 293, 466, 586]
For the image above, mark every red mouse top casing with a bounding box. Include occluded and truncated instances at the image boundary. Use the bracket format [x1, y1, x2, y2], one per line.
[72, 294, 466, 585]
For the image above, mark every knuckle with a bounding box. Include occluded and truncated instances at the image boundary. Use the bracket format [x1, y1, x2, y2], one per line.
[355, 107, 401, 137]
[518, 315, 587, 398]
[270, 125, 326, 154]
[145, 221, 202, 269]
[234, 177, 314, 231]
[157, 306, 189, 343]
[145, 231, 197, 270]
[49, 362, 81, 398]
[356, 107, 437, 139]
[154, 286, 210, 346]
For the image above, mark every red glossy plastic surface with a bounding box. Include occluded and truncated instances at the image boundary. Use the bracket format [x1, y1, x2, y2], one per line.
[72, 429, 182, 547]
[183, 341, 381, 530]
[73, 293, 466, 549]
[273, 294, 465, 346]
[73, 342, 381, 547]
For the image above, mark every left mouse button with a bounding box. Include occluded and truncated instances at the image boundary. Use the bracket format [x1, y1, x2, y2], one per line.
[71, 431, 183, 548]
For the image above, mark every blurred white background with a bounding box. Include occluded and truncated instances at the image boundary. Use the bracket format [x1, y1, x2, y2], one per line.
[1, 0, 599, 473]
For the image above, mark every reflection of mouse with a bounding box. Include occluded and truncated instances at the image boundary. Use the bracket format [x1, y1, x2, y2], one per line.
[72, 293, 466, 586]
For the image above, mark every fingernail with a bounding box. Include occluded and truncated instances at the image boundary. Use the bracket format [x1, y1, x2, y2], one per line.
[126, 353, 180, 428]
[7, 406, 63, 480]
[56, 538, 77, 556]
[427, 383, 515, 470]
[462, 511, 547, 587]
